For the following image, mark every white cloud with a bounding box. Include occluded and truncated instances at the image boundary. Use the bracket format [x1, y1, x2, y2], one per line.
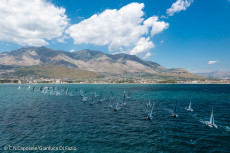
[208, 60, 219, 64]
[66, 3, 168, 57]
[57, 35, 69, 43]
[167, 0, 193, 16]
[144, 17, 169, 36]
[0, 0, 69, 46]
[130, 37, 154, 56]
[143, 52, 152, 59]
[69, 49, 75, 52]
[160, 40, 164, 43]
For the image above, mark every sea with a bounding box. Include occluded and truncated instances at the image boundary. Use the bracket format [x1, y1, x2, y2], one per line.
[0, 84, 230, 153]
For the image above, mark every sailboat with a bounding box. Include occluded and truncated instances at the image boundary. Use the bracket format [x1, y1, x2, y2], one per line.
[185, 99, 193, 112]
[88, 94, 95, 105]
[110, 91, 114, 99]
[114, 101, 120, 111]
[81, 95, 88, 102]
[65, 88, 69, 95]
[80, 89, 84, 97]
[207, 108, 217, 128]
[127, 90, 130, 100]
[114, 102, 118, 111]
[147, 105, 154, 120]
[94, 91, 98, 97]
[146, 99, 151, 108]
[108, 99, 113, 108]
[39, 86, 43, 92]
[120, 90, 126, 106]
[123, 90, 126, 100]
[121, 100, 126, 107]
[171, 101, 178, 118]
[97, 92, 104, 102]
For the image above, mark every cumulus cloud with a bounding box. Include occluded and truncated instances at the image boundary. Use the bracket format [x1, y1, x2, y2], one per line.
[208, 60, 219, 64]
[0, 0, 69, 46]
[130, 37, 154, 56]
[144, 17, 169, 36]
[167, 0, 193, 16]
[66, 3, 168, 58]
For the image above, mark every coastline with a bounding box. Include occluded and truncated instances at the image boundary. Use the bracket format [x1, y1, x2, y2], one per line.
[1, 83, 230, 85]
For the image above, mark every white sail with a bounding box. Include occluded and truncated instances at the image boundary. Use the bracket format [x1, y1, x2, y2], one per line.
[186, 99, 193, 111]
[212, 115, 215, 125]
[210, 109, 214, 125]
[147, 105, 153, 120]
[150, 106, 153, 117]
[189, 101, 191, 110]
[114, 101, 120, 111]
[146, 99, 151, 108]
[207, 108, 217, 128]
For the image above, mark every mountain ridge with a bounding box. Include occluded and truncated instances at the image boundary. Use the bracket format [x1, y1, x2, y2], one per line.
[196, 71, 230, 79]
[0, 46, 206, 80]
[0, 46, 163, 73]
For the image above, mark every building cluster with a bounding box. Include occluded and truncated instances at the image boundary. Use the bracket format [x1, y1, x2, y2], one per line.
[0, 77, 230, 84]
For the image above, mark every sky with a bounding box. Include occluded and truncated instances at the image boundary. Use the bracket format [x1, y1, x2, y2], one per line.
[0, 0, 230, 73]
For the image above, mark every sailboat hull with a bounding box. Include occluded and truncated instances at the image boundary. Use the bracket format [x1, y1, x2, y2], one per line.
[207, 123, 218, 128]
[170, 114, 178, 118]
[146, 116, 152, 120]
[185, 108, 193, 112]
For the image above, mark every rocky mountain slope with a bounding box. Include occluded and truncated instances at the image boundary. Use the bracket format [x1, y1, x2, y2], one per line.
[0, 47, 205, 80]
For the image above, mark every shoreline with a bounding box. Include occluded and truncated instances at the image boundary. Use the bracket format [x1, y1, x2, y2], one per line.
[1, 83, 230, 85]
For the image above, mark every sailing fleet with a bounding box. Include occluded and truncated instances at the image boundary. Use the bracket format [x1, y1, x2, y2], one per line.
[18, 85, 218, 128]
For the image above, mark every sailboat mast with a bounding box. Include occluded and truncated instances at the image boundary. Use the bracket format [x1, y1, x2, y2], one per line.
[123, 90, 126, 101]
[151, 105, 154, 114]
[210, 108, 214, 125]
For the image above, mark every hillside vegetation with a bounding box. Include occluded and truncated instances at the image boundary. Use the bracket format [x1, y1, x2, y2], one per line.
[13, 65, 99, 79]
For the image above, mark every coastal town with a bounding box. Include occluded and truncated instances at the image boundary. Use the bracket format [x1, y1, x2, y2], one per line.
[1, 77, 230, 84]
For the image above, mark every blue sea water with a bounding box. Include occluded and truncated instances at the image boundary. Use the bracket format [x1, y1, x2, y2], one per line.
[0, 84, 230, 153]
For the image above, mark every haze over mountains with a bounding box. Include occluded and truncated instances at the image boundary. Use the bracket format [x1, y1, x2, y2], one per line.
[196, 71, 230, 79]
[0, 47, 205, 80]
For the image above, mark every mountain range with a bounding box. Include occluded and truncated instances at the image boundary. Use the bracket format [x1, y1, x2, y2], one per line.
[196, 71, 230, 79]
[0, 46, 206, 80]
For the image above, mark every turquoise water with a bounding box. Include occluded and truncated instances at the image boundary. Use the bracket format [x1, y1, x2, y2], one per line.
[0, 84, 230, 152]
